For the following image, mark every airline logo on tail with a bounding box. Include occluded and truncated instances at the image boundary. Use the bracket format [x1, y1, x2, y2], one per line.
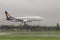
[5, 11, 12, 20]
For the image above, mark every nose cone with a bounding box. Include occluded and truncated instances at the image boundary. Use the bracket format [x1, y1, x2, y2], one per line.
[41, 17, 44, 20]
[35, 16, 44, 21]
[39, 17, 44, 21]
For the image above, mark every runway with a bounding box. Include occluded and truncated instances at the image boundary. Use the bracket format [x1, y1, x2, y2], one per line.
[12, 34, 60, 36]
[0, 33, 60, 36]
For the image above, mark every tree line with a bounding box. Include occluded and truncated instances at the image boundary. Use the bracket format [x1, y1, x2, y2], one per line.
[0, 23, 60, 32]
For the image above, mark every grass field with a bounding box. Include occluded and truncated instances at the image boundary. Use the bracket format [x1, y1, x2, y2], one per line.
[0, 31, 60, 40]
[0, 36, 60, 40]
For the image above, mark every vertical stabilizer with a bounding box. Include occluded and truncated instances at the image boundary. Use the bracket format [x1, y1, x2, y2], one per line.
[5, 11, 12, 20]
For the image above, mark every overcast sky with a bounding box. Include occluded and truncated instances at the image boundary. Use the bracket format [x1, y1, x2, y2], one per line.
[0, 0, 60, 26]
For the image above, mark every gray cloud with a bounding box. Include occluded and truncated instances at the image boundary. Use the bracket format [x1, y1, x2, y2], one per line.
[0, 0, 60, 26]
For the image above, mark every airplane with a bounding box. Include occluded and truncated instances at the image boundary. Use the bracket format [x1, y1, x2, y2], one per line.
[5, 11, 44, 24]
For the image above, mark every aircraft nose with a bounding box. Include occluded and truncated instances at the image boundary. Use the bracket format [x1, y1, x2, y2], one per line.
[41, 17, 44, 19]
[39, 17, 44, 20]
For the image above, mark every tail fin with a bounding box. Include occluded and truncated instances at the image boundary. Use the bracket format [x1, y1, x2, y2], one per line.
[5, 11, 12, 20]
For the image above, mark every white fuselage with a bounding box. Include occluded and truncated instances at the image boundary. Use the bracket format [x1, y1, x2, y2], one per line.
[14, 16, 43, 22]
[8, 16, 43, 23]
